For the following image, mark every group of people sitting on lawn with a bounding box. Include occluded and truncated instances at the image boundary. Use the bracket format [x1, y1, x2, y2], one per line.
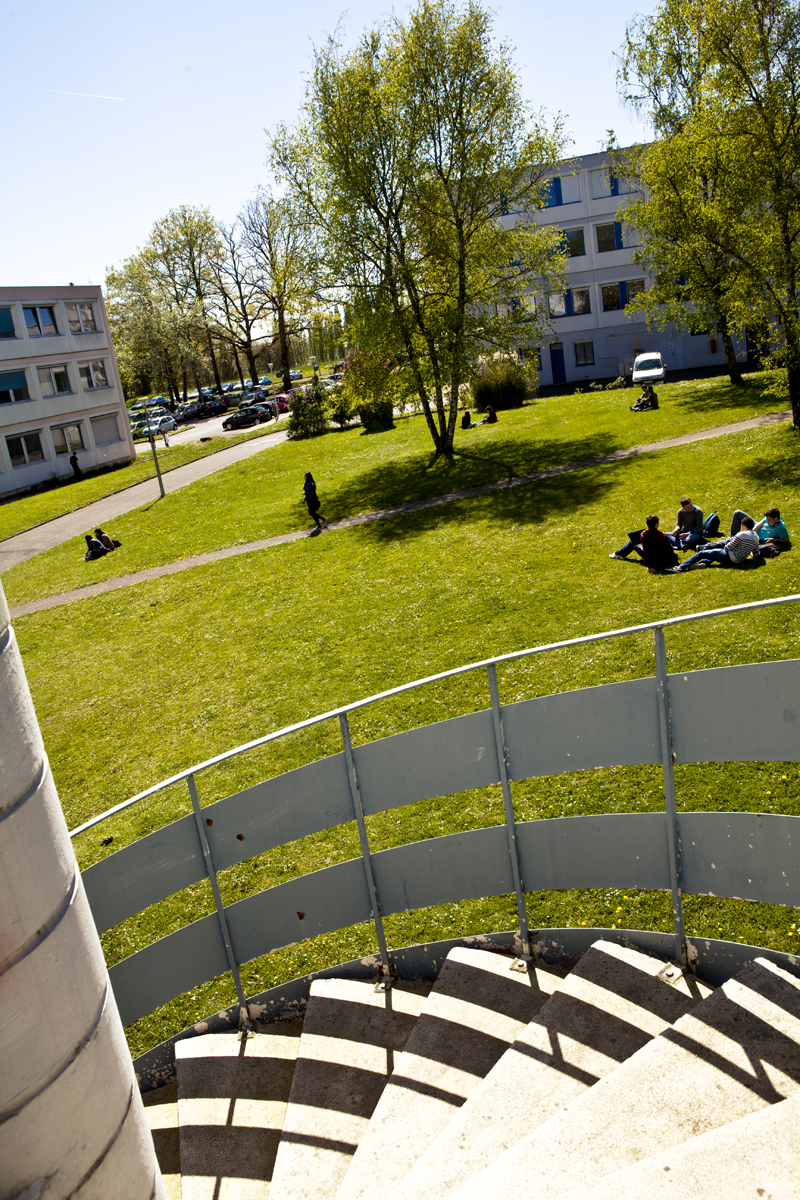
[84, 528, 120, 560]
[461, 406, 497, 429]
[630, 384, 659, 412]
[610, 497, 791, 574]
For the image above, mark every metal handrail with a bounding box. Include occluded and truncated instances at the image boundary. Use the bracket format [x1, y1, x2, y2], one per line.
[69, 593, 800, 839]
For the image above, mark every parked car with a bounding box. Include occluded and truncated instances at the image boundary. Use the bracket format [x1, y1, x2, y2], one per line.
[198, 399, 227, 417]
[131, 395, 170, 413]
[631, 352, 666, 386]
[290, 370, 303, 380]
[238, 389, 267, 408]
[146, 415, 178, 436]
[258, 375, 273, 386]
[176, 403, 203, 423]
[222, 407, 269, 430]
[272, 393, 291, 413]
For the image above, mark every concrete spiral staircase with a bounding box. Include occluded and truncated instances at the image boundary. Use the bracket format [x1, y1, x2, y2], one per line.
[142, 941, 800, 1199]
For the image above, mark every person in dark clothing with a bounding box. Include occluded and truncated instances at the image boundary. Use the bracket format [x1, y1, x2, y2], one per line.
[669, 496, 704, 550]
[611, 515, 679, 573]
[94, 528, 118, 552]
[84, 534, 107, 560]
[481, 406, 498, 424]
[630, 384, 659, 412]
[69, 452, 82, 479]
[302, 471, 327, 530]
[461, 410, 476, 429]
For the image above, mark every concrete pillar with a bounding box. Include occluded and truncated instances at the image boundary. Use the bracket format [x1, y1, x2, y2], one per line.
[0, 581, 165, 1199]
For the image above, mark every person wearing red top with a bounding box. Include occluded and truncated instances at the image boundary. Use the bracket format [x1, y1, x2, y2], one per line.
[611, 515, 679, 573]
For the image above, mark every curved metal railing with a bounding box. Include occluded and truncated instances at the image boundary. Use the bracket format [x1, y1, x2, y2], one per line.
[75, 595, 800, 1085]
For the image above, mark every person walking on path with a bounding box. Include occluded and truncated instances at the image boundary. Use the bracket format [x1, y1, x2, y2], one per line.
[302, 471, 327, 531]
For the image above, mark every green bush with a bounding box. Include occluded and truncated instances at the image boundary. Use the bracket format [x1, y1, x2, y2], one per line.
[287, 384, 328, 439]
[355, 395, 395, 431]
[605, 376, 628, 390]
[339, 346, 397, 432]
[328, 388, 354, 429]
[471, 358, 532, 411]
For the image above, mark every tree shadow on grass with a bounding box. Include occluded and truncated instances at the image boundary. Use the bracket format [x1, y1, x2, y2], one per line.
[738, 427, 800, 489]
[671, 375, 779, 415]
[325, 430, 625, 522]
[345, 453, 637, 545]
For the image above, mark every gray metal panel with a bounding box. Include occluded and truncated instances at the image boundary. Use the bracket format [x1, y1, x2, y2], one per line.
[669, 660, 800, 763]
[204, 753, 353, 870]
[502, 678, 661, 781]
[83, 815, 204, 935]
[352, 709, 499, 815]
[109, 912, 228, 1027]
[371, 826, 513, 913]
[517, 814, 672, 891]
[681, 811, 800, 906]
[226, 858, 372, 965]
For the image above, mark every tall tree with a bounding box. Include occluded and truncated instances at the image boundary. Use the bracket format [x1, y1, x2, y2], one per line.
[272, 0, 567, 455]
[241, 190, 318, 393]
[211, 217, 274, 387]
[619, 0, 800, 422]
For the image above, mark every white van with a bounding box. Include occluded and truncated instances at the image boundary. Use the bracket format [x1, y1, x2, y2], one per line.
[631, 352, 666, 385]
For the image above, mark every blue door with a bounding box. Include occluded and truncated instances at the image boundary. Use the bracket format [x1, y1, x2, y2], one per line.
[550, 343, 566, 384]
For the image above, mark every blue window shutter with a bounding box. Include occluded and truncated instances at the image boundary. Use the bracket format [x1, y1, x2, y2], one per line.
[614, 222, 624, 250]
[543, 181, 555, 208]
[0, 309, 15, 336]
[499, 191, 509, 215]
[510, 297, 521, 310]
[0, 371, 28, 391]
[609, 172, 619, 196]
[565, 290, 575, 317]
[553, 178, 563, 206]
[619, 281, 629, 306]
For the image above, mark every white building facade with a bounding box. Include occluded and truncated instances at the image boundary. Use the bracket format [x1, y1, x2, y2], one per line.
[523, 150, 738, 387]
[0, 285, 134, 497]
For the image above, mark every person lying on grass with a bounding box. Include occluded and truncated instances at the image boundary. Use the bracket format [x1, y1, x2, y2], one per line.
[83, 533, 107, 561]
[669, 517, 759, 571]
[730, 506, 791, 554]
[610, 515, 679, 574]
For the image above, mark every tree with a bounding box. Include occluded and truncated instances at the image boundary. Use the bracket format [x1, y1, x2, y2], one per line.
[210, 217, 274, 387]
[272, 0, 567, 455]
[618, 0, 800, 422]
[241, 190, 319, 393]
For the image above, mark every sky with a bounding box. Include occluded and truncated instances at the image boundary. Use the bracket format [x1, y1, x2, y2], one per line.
[0, 0, 655, 288]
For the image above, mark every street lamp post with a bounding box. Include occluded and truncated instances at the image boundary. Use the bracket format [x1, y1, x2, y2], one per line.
[141, 397, 166, 499]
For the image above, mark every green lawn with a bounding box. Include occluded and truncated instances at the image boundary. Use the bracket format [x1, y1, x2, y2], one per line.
[10, 393, 800, 1060]
[0, 424, 285, 544]
[1, 371, 788, 607]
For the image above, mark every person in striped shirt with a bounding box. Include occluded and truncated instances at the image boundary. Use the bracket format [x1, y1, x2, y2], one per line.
[669, 517, 759, 571]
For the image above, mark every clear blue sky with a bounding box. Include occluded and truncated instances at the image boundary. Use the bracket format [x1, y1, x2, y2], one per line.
[0, 0, 655, 288]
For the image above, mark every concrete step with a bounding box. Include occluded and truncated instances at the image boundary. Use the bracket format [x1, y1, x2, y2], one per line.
[398, 939, 712, 1200]
[142, 1082, 182, 1200]
[451, 956, 800, 1200]
[175, 1023, 302, 1200]
[334, 946, 564, 1200]
[268, 979, 431, 1200]
[564, 1091, 800, 1199]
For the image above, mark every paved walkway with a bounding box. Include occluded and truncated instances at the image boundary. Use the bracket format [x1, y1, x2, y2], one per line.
[0, 428, 289, 574]
[8, 410, 791, 619]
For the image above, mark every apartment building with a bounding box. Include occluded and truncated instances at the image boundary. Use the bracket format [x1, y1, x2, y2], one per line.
[0, 285, 134, 498]
[520, 150, 738, 387]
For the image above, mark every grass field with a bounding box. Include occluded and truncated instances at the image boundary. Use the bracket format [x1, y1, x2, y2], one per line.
[9, 376, 800, 1060]
[1, 371, 788, 607]
[0, 423, 283, 543]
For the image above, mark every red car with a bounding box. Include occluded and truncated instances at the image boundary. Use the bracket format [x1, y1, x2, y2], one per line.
[272, 394, 290, 413]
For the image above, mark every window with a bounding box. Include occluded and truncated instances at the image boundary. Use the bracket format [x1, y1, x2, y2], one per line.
[7, 432, 44, 467]
[549, 291, 566, 318]
[66, 301, 98, 334]
[560, 174, 581, 203]
[0, 308, 15, 339]
[79, 359, 109, 390]
[51, 423, 84, 455]
[620, 221, 640, 248]
[602, 284, 622, 311]
[0, 370, 30, 404]
[627, 279, 645, 301]
[550, 289, 590, 318]
[596, 223, 623, 253]
[572, 288, 591, 315]
[517, 347, 543, 370]
[564, 229, 585, 257]
[23, 306, 58, 336]
[590, 170, 613, 199]
[575, 341, 595, 366]
[90, 413, 121, 446]
[37, 365, 72, 396]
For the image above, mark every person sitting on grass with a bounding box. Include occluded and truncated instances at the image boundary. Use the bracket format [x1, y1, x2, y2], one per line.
[94, 528, 119, 552]
[461, 410, 477, 430]
[630, 384, 659, 412]
[481, 406, 498, 424]
[610, 515, 678, 573]
[669, 517, 759, 571]
[730, 506, 791, 554]
[669, 496, 704, 551]
[83, 533, 107, 561]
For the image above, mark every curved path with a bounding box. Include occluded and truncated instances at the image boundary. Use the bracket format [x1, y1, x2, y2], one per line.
[8, 410, 791, 620]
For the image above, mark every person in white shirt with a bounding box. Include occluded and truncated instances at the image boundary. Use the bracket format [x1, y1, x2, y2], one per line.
[669, 517, 759, 571]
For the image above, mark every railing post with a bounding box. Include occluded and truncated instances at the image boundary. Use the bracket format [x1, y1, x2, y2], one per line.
[187, 773, 252, 1032]
[653, 627, 688, 966]
[339, 713, 392, 982]
[487, 663, 531, 960]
